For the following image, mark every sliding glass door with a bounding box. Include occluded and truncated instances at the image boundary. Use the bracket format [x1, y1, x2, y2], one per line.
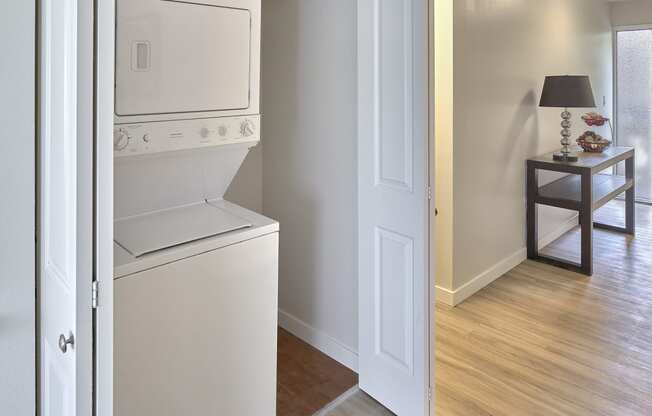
[616, 28, 652, 203]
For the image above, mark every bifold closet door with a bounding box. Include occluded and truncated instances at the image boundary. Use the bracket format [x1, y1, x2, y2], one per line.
[38, 0, 95, 414]
[357, 0, 433, 415]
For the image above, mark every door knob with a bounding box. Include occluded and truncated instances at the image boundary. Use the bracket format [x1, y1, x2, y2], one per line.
[58, 332, 75, 354]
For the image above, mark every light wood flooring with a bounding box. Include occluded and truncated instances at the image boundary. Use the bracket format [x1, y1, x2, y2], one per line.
[315, 388, 394, 416]
[436, 201, 652, 416]
[277, 328, 358, 416]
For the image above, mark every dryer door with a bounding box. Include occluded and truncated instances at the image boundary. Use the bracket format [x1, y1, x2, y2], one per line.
[116, 0, 259, 117]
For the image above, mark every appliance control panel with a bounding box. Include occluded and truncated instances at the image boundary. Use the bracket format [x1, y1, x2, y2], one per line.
[113, 115, 260, 158]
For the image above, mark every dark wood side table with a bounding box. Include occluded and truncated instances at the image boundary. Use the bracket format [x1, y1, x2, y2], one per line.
[527, 147, 635, 276]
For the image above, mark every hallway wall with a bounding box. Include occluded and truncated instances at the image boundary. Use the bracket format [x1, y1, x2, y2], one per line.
[611, 0, 652, 27]
[436, 0, 614, 303]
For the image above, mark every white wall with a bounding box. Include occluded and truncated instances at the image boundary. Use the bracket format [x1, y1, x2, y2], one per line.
[611, 0, 652, 27]
[225, 146, 263, 212]
[0, 1, 35, 414]
[440, 0, 613, 299]
[261, 0, 359, 366]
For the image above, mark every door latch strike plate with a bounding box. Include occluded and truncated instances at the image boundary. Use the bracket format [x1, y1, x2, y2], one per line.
[92, 281, 99, 309]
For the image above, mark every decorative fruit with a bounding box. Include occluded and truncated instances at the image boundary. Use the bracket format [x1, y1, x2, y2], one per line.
[582, 112, 609, 127]
[577, 131, 611, 153]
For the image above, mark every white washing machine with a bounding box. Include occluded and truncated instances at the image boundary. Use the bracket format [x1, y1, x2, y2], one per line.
[112, 0, 277, 414]
[113, 198, 278, 416]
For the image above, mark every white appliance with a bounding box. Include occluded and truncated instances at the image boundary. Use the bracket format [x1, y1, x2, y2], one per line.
[113, 201, 278, 416]
[113, 0, 278, 414]
[115, 0, 260, 124]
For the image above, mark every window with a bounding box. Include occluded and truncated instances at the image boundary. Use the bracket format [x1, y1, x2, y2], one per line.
[616, 28, 652, 203]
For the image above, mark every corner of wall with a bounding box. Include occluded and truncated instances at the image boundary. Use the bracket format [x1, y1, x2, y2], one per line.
[434, 0, 455, 293]
[278, 309, 359, 372]
[437, 213, 579, 307]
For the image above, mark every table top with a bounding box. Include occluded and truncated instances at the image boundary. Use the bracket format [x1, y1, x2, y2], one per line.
[528, 146, 634, 173]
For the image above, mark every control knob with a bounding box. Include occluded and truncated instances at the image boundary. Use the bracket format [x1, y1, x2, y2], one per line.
[240, 119, 256, 137]
[114, 128, 130, 151]
[200, 127, 212, 139]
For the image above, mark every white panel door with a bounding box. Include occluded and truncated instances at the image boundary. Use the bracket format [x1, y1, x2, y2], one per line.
[358, 0, 432, 414]
[39, 0, 94, 415]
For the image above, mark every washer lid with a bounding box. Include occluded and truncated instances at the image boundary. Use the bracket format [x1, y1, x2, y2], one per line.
[114, 202, 252, 257]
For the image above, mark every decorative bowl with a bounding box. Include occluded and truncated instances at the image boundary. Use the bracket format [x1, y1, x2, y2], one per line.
[577, 131, 611, 153]
[582, 112, 609, 127]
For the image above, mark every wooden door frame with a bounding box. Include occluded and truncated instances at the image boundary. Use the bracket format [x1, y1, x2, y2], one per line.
[94, 0, 115, 415]
[428, 0, 436, 411]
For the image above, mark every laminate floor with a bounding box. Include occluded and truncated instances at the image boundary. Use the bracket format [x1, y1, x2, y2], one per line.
[277, 328, 358, 416]
[436, 201, 652, 416]
[315, 388, 395, 416]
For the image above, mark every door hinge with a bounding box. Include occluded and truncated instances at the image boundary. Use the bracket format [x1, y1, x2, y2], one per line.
[428, 386, 433, 401]
[427, 186, 432, 201]
[92, 281, 99, 309]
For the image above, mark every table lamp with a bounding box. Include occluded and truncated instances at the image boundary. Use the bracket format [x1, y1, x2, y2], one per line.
[539, 75, 596, 162]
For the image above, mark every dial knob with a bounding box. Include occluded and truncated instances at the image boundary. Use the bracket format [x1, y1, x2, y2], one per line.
[200, 127, 212, 138]
[218, 125, 228, 137]
[113, 128, 130, 151]
[240, 119, 255, 137]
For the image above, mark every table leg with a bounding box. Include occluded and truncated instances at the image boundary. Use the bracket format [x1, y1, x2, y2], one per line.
[625, 155, 635, 235]
[580, 171, 593, 276]
[527, 164, 538, 259]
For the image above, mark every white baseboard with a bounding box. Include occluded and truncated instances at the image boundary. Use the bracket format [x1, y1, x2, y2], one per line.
[436, 214, 578, 307]
[278, 309, 359, 372]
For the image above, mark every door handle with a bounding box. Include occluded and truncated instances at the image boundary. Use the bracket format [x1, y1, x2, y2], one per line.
[58, 332, 75, 354]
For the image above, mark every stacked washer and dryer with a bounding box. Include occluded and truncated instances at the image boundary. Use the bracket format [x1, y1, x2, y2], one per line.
[112, 1, 278, 414]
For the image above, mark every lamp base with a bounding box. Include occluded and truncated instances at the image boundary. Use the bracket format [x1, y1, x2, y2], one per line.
[553, 152, 578, 162]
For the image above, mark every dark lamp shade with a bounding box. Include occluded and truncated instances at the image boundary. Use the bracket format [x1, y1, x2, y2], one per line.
[539, 75, 596, 108]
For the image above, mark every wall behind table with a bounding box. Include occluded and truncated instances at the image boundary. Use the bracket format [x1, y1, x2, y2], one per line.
[0, 1, 36, 414]
[446, 0, 613, 299]
[611, 0, 652, 27]
[261, 0, 359, 368]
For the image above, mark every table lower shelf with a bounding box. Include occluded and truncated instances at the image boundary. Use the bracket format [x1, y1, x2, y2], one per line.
[530, 253, 583, 274]
[536, 174, 633, 211]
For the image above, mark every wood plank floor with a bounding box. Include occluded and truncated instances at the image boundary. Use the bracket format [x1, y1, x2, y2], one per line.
[277, 328, 358, 416]
[436, 201, 652, 416]
[316, 388, 395, 416]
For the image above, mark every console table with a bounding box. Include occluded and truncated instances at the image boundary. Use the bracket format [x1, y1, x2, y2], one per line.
[526, 147, 635, 276]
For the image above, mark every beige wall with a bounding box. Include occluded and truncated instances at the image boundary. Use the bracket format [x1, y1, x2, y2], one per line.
[611, 0, 652, 27]
[442, 0, 613, 293]
[435, 0, 455, 290]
